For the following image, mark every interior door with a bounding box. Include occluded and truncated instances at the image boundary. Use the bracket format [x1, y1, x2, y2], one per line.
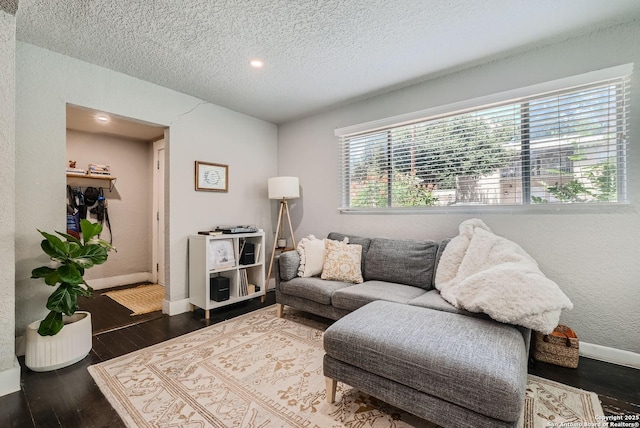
[152, 139, 165, 286]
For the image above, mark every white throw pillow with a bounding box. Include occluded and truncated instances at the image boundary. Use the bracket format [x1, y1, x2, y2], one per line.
[297, 235, 326, 277]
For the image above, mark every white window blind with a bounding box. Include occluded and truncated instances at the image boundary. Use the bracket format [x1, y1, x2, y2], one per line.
[337, 69, 631, 210]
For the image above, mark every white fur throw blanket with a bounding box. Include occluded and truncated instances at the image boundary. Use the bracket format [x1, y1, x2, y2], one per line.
[435, 219, 573, 334]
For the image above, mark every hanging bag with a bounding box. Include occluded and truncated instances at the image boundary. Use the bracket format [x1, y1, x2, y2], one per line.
[533, 325, 579, 368]
[66, 185, 80, 237]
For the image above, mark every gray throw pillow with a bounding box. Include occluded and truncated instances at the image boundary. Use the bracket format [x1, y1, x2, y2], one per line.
[365, 238, 438, 289]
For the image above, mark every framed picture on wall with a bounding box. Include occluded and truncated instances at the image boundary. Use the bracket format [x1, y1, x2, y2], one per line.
[195, 161, 228, 192]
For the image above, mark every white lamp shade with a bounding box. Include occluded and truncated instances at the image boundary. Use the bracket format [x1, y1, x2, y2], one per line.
[268, 176, 300, 199]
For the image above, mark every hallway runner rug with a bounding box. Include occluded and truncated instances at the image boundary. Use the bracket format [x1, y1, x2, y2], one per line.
[88, 306, 605, 427]
[101, 284, 164, 316]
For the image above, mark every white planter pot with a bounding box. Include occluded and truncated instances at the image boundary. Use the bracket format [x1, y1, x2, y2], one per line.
[25, 311, 92, 372]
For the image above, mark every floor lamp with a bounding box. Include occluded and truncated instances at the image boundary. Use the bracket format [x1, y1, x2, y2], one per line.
[265, 177, 299, 297]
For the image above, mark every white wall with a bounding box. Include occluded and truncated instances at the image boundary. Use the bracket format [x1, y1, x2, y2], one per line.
[14, 43, 278, 339]
[278, 20, 640, 355]
[0, 9, 19, 392]
[66, 130, 154, 284]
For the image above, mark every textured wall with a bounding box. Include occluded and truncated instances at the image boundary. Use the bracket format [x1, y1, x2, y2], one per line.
[278, 20, 640, 354]
[0, 10, 16, 371]
[14, 43, 278, 337]
[66, 130, 153, 282]
[0, 1, 18, 15]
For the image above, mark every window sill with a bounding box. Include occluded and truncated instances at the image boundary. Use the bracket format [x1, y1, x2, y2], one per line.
[337, 202, 635, 215]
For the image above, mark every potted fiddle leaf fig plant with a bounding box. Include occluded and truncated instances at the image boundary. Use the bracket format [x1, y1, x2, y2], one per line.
[26, 219, 115, 371]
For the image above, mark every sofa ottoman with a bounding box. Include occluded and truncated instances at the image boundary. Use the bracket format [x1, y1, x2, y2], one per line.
[323, 301, 528, 428]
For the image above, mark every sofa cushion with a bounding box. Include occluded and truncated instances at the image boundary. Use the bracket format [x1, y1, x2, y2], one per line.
[365, 238, 438, 289]
[331, 281, 426, 312]
[279, 277, 352, 305]
[324, 301, 527, 422]
[327, 232, 371, 277]
[408, 289, 490, 320]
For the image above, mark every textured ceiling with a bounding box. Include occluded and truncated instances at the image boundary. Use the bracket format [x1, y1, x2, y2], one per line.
[15, 0, 640, 124]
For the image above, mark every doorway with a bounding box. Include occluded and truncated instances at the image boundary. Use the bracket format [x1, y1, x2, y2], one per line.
[66, 104, 168, 332]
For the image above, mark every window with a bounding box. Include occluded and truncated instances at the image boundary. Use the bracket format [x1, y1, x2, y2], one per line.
[337, 66, 631, 210]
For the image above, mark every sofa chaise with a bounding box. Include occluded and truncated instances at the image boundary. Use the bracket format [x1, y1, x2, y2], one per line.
[274, 231, 532, 427]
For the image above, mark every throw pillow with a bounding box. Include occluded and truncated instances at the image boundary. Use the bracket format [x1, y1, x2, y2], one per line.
[321, 238, 363, 283]
[297, 235, 326, 277]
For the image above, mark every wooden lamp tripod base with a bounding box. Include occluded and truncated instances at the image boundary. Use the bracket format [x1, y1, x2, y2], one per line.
[264, 198, 296, 301]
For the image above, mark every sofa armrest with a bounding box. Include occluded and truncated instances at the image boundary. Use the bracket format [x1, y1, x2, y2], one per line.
[277, 251, 300, 282]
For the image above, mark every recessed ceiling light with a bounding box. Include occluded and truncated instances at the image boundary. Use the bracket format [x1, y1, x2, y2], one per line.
[249, 59, 264, 69]
[96, 115, 109, 122]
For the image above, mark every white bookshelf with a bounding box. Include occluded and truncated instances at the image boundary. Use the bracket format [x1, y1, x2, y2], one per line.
[188, 231, 265, 319]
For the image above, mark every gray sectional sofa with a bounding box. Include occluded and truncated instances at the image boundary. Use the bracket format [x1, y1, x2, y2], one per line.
[275, 232, 531, 428]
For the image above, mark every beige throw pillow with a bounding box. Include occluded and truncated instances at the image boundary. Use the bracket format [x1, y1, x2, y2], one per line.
[321, 239, 363, 283]
[297, 235, 326, 277]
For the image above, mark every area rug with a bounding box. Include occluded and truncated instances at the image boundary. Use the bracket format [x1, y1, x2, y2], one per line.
[88, 306, 606, 427]
[102, 284, 164, 316]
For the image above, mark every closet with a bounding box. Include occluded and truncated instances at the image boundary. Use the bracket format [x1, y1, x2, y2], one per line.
[66, 104, 166, 290]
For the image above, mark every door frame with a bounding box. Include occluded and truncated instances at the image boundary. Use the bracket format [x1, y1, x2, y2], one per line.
[152, 138, 165, 285]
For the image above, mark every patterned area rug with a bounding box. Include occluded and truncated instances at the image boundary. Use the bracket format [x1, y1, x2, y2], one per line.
[88, 306, 605, 427]
[102, 284, 164, 316]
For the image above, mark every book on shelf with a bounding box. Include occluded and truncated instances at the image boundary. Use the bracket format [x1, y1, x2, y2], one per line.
[88, 163, 111, 174]
[198, 230, 223, 235]
[66, 168, 86, 174]
[239, 269, 249, 296]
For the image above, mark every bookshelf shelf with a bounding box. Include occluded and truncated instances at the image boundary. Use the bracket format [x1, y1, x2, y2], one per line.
[188, 231, 265, 319]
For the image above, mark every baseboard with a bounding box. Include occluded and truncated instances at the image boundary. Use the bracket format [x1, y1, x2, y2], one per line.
[162, 298, 191, 316]
[0, 356, 21, 397]
[580, 341, 640, 369]
[89, 272, 153, 290]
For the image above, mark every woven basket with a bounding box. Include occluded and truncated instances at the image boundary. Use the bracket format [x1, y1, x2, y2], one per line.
[533, 325, 579, 368]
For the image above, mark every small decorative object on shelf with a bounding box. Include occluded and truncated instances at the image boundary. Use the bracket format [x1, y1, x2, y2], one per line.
[66, 160, 86, 174]
[88, 163, 111, 176]
[188, 231, 265, 319]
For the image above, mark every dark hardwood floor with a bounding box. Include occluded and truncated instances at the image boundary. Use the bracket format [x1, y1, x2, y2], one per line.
[78, 283, 165, 334]
[2, 291, 639, 427]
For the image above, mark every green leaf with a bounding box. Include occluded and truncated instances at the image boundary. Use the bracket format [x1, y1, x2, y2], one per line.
[44, 270, 61, 286]
[31, 266, 62, 286]
[73, 282, 93, 298]
[80, 219, 102, 243]
[56, 231, 81, 245]
[31, 266, 56, 279]
[37, 311, 63, 336]
[46, 284, 75, 315]
[57, 265, 83, 285]
[71, 245, 108, 268]
[66, 242, 83, 258]
[39, 230, 69, 256]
